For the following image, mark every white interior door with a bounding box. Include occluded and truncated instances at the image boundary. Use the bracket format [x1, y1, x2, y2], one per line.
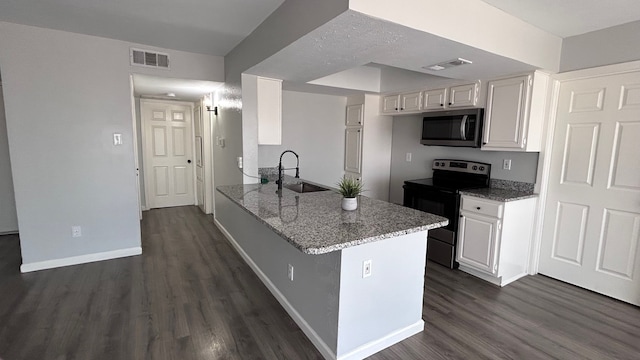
[141, 100, 195, 209]
[539, 71, 640, 305]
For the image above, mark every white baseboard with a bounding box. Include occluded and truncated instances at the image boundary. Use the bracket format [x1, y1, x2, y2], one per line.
[20, 247, 142, 273]
[337, 320, 424, 360]
[458, 264, 528, 287]
[214, 219, 337, 360]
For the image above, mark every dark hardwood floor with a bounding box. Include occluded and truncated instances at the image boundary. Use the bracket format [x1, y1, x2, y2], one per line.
[0, 206, 638, 359]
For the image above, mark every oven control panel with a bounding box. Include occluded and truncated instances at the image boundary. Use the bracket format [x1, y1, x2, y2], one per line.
[432, 159, 491, 175]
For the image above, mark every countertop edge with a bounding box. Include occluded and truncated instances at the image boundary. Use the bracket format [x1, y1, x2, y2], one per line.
[459, 190, 539, 202]
[216, 186, 448, 254]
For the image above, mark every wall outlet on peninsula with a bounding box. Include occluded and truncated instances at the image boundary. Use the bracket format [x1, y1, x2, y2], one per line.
[362, 260, 372, 278]
[287, 264, 294, 281]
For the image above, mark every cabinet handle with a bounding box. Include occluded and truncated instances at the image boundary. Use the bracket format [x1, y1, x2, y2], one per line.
[459, 215, 463, 218]
[400, 108, 404, 110]
[395, 107, 398, 110]
[483, 142, 487, 145]
[476, 206, 481, 210]
[448, 102, 452, 105]
[440, 104, 443, 106]
[357, 129, 361, 132]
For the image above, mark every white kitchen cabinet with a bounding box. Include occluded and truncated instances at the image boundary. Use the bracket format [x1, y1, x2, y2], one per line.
[257, 76, 283, 145]
[448, 83, 479, 108]
[381, 91, 422, 114]
[482, 71, 550, 151]
[457, 195, 537, 286]
[400, 91, 422, 112]
[346, 104, 364, 126]
[381, 95, 400, 114]
[344, 127, 362, 174]
[423, 88, 447, 110]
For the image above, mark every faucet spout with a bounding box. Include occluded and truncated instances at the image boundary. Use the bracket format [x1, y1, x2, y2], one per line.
[277, 150, 300, 192]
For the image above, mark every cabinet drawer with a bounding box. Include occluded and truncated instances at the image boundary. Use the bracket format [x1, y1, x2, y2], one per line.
[461, 196, 503, 218]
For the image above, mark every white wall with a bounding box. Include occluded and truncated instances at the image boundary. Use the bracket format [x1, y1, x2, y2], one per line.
[560, 20, 640, 72]
[0, 82, 18, 233]
[389, 115, 539, 204]
[259, 91, 347, 187]
[0, 21, 224, 268]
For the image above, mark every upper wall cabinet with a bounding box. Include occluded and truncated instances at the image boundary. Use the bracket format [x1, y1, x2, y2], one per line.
[449, 83, 480, 108]
[482, 71, 550, 152]
[382, 82, 480, 115]
[423, 88, 447, 110]
[346, 104, 364, 126]
[381, 91, 422, 114]
[257, 77, 283, 145]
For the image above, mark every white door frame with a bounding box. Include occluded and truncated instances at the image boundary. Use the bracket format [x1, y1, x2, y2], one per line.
[529, 60, 640, 274]
[129, 76, 142, 219]
[139, 98, 197, 210]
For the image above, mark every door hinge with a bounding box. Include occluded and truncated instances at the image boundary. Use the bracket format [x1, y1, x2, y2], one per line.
[497, 221, 502, 231]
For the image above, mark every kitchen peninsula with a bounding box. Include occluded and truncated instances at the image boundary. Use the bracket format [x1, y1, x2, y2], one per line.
[215, 182, 447, 360]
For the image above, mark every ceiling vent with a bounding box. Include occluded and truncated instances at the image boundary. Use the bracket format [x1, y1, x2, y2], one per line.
[130, 48, 170, 69]
[423, 58, 472, 71]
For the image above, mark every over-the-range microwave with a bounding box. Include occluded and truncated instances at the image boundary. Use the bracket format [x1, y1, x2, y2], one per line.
[421, 108, 484, 148]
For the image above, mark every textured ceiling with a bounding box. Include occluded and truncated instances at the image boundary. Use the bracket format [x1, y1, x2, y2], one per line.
[248, 11, 537, 84]
[480, 0, 640, 37]
[0, 0, 284, 56]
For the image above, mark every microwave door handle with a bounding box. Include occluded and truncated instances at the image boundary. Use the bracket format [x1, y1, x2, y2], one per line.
[460, 115, 468, 140]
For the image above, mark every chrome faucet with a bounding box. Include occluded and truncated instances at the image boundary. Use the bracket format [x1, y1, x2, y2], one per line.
[276, 150, 299, 192]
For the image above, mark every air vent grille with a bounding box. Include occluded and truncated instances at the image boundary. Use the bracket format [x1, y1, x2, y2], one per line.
[130, 48, 170, 69]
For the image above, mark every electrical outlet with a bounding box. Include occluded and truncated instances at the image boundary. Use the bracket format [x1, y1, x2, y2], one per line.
[287, 264, 294, 281]
[362, 260, 372, 278]
[237, 156, 243, 169]
[71, 226, 82, 238]
[405, 153, 412, 162]
[503, 159, 512, 170]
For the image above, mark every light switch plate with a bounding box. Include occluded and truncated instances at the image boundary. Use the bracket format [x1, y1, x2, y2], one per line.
[113, 133, 123, 146]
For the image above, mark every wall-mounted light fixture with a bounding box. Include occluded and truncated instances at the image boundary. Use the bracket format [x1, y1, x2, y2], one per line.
[203, 94, 218, 115]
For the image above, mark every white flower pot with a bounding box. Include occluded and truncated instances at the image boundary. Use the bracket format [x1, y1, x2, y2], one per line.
[342, 197, 357, 211]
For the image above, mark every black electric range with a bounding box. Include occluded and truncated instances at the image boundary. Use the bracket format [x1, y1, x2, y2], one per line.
[403, 159, 491, 269]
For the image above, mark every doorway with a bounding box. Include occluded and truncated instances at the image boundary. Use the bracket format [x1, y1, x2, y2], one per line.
[0, 75, 19, 234]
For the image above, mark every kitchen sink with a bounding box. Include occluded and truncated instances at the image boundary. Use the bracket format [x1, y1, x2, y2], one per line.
[283, 182, 330, 193]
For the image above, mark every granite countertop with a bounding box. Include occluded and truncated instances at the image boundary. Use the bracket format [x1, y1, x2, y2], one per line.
[216, 183, 448, 255]
[459, 187, 538, 202]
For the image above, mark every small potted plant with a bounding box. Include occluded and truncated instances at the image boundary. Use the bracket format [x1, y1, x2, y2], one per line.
[337, 175, 363, 211]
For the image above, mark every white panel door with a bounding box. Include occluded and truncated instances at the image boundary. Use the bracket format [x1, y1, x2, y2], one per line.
[142, 100, 195, 209]
[540, 71, 640, 305]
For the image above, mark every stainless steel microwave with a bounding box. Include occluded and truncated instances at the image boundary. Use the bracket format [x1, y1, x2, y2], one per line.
[421, 108, 484, 148]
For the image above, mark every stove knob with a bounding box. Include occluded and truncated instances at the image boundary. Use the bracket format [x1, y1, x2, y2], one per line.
[472, 165, 478, 170]
[435, 162, 440, 167]
[479, 166, 485, 171]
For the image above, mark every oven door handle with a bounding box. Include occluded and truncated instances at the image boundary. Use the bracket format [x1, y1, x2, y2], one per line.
[460, 115, 468, 140]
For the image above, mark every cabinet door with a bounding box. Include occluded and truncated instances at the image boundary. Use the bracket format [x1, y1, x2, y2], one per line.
[483, 75, 530, 150]
[457, 211, 500, 275]
[257, 77, 283, 145]
[400, 91, 422, 112]
[344, 128, 362, 174]
[448, 83, 478, 108]
[346, 104, 364, 126]
[381, 95, 400, 114]
[423, 88, 447, 110]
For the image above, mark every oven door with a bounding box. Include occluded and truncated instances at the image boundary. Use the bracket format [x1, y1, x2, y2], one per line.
[403, 184, 460, 268]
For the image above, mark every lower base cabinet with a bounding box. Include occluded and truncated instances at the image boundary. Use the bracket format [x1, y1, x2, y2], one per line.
[457, 195, 537, 286]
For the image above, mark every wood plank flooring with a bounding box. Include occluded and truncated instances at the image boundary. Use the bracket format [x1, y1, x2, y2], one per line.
[0, 206, 638, 359]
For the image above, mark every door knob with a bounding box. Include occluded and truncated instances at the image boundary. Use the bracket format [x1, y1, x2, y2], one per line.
[187, 159, 192, 164]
